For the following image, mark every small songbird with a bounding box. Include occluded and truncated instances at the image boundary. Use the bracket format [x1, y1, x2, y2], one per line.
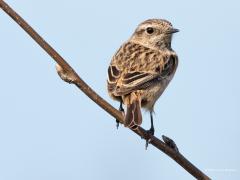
[107, 19, 179, 136]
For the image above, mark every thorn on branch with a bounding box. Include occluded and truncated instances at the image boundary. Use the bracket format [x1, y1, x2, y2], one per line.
[162, 135, 179, 152]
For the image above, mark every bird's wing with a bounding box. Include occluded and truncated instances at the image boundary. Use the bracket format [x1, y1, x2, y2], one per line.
[111, 54, 178, 96]
[107, 64, 159, 96]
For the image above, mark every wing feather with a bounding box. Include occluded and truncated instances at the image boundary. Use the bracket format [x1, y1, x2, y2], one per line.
[107, 65, 120, 83]
[113, 54, 177, 96]
[114, 72, 160, 96]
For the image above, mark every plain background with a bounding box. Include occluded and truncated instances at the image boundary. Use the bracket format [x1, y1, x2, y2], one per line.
[0, 0, 239, 179]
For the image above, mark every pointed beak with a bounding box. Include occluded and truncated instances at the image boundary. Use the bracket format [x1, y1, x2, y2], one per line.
[168, 28, 179, 34]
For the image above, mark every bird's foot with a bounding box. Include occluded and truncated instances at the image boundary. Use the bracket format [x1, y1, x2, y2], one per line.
[162, 135, 179, 152]
[145, 127, 155, 150]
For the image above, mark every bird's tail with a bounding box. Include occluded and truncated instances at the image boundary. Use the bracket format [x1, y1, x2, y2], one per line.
[123, 92, 142, 130]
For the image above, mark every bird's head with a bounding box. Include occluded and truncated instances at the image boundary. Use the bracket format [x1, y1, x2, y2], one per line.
[130, 19, 179, 50]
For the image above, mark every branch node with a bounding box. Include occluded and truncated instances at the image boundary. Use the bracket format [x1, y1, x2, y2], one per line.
[56, 63, 77, 84]
[162, 135, 179, 152]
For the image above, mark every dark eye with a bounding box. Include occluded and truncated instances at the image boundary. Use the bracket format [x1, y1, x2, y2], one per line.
[146, 27, 154, 34]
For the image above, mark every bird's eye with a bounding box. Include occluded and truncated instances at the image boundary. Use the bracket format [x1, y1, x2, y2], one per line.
[146, 27, 154, 34]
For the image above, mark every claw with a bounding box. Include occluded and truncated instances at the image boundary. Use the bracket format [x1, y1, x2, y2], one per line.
[116, 120, 120, 129]
[145, 138, 152, 150]
[145, 128, 154, 150]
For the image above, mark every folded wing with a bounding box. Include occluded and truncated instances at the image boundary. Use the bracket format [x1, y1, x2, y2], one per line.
[108, 54, 177, 97]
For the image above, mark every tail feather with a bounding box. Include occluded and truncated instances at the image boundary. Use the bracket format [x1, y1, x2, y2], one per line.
[124, 96, 142, 130]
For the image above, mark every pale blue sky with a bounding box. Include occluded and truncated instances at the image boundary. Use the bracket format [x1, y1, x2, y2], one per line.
[0, 0, 239, 179]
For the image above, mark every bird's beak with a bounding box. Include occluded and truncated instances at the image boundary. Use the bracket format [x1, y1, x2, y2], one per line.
[168, 28, 179, 34]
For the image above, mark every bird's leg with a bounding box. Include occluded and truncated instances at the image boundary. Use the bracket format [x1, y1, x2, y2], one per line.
[116, 99, 124, 129]
[145, 111, 155, 149]
[149, 111, 155, 135]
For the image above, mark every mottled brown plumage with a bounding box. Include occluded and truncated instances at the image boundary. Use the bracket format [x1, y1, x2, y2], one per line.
[107, 19, 179, 133]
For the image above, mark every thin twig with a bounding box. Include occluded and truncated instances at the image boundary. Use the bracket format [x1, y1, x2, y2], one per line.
[0, 1, 210, 179]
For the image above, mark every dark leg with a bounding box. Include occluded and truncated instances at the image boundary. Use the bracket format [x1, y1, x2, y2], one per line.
[145, 111, 155, 149]
[149, 111, 155, 135]
[116, 99, 124, 129]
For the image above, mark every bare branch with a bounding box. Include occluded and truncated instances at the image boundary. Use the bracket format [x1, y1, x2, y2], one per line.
[0, 1, 210, 179]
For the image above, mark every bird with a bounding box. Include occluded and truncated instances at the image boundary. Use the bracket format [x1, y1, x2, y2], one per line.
[107, 19, 179, 138]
